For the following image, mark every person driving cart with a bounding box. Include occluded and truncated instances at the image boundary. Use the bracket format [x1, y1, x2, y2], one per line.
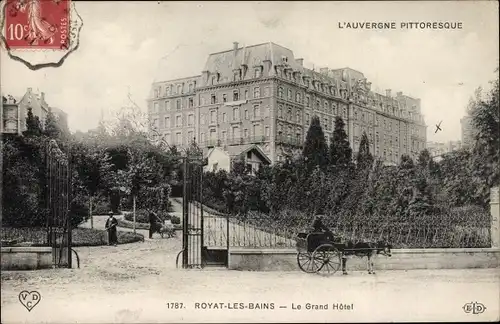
[310, 214, 335, 242]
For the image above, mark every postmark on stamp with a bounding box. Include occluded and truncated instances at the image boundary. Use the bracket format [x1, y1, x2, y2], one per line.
[0, 0, 83, 70]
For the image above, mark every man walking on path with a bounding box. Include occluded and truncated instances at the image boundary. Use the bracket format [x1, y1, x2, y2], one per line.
[105, 212, 118, 246]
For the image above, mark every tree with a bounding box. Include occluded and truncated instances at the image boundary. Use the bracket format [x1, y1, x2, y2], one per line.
[469, 69, 500, 206]
[72, 142, 114, 228]
[44, 108, 60, 139]
[329, 116, 353, 170]
[302, 115, 329, 170]
[356, 131, 373, 171]
[407, 170, 435, 221]
[23, 107, 42, 137]
[390, 155, 416, 219]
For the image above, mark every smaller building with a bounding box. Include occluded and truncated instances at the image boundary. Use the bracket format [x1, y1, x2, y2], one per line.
[204, 144, 271, 175]
[427, 140, 462, 160]
[1, 88, 66, 135]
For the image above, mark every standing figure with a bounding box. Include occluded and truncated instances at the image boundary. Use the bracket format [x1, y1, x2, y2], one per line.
[310, 215, 334, 241]
[149, 211, 158, 239]
[105, 211, 118, 246]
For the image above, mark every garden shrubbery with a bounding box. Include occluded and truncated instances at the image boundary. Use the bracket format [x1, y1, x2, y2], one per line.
[0, 227, 144, 246]
[123, 209, 176, 224]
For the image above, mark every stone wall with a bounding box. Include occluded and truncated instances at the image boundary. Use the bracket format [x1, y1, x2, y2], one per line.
[229, 248, 500, 272]
[1, 247, 52, 270]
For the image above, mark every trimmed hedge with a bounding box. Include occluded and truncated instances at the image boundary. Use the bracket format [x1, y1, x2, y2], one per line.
[117, 218, 182, 231]
[123, 210, 180, 224]
[1, 227, 144, 247]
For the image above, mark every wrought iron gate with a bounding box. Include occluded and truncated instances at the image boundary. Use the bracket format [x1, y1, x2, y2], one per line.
[46, 139, 72, 268]
[182, 156, 206, 268]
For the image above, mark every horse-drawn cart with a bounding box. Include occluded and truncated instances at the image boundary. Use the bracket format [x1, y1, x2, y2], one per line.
[296, 232, 392, 275]
[296, 232, 344, 275]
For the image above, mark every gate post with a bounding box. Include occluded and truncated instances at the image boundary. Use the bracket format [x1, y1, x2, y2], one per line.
[182, 157, 189, 268]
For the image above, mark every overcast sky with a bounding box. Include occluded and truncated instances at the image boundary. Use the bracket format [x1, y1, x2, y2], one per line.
[2, 1, 498, 143]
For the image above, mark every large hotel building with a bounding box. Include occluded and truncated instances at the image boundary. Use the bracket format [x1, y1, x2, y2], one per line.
[147, 42, 427, 164]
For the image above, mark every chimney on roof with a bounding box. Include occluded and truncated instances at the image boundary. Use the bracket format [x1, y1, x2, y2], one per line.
[396, 91, 402, 97]
[233, 42, 239, 50]
[320, 67, 329, 75]
[295, 58, 304, 66]
[27, 87, 32, 93]
[386, 89, 392, 97]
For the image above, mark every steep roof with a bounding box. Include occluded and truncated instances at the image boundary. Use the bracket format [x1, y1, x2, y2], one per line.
[202, 42, 305, 79]
[225, 144, 271, 164]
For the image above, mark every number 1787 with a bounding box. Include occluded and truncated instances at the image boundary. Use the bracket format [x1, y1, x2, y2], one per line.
[166, 302, 184, 309]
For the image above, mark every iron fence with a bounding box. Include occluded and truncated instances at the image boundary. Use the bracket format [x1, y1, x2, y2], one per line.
[201, 207, 492, 249]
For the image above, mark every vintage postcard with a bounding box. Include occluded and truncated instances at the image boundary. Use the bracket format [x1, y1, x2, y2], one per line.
[1, 0, 499, 323]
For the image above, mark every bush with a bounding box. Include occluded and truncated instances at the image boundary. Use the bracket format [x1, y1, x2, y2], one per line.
[70, 194, 90, 227]
[171, 215, 181, 225]
[92, 201, 117, 215]
[124, 209, 174, 223]
[117, 218, 182, 231]
[124, 210, 150, 223]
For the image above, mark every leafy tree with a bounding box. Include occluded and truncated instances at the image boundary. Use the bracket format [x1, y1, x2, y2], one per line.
[469, 70, 499, 206]
[389, 155, 415, 219]
[437, 149, 481, 207]
[302, 115, 329, 170]
[44, 108, 60, 139]
[356, 131, 374, 171]
[407, 170, 435, 221]
[2, 136, 44, 226]
[329, 116, 353, 170]
[23, 107, 42, 137]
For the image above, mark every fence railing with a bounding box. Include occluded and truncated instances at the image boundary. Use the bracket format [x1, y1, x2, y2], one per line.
[201, 206, 492, 249]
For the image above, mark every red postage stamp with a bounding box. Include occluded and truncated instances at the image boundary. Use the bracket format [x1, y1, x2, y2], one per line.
[4, 0, 71, 50]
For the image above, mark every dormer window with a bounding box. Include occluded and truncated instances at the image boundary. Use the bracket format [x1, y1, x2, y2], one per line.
[281, 56, 288, 63]
[254, 68, 262, 78]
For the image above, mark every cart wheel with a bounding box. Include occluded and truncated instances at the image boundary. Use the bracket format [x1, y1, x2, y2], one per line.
[297, 251, 320, 273]
[312, 244, 342, 275]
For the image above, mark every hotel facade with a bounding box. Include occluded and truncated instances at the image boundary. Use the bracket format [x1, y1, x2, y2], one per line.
[147, 42, 427, 164]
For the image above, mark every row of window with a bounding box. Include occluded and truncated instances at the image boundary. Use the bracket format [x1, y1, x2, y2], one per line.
[153, 82, 196, 99]
[152, 97, 195, 113]
[199, 125, 271, 143]
[201, 105, 268, 125]
[277, 86, 350, 114]
[275, 66, 350, 99]
[201, 86, 269, 105]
